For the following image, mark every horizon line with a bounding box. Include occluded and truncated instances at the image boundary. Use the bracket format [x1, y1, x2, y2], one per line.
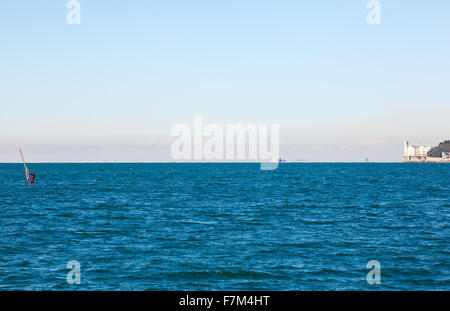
[1, 161, 404, 164]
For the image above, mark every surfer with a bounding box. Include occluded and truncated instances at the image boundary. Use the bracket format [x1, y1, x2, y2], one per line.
[30, 173, 35, 185]
[19, 149, 31, 184]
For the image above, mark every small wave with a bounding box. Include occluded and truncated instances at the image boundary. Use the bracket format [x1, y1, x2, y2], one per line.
[165, 269, 274, 280]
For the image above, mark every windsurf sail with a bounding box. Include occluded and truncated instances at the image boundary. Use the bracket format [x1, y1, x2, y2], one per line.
[19, 149, 30, 184]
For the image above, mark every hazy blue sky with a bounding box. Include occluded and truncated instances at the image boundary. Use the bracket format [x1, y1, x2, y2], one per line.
[1, 1, 449, 162]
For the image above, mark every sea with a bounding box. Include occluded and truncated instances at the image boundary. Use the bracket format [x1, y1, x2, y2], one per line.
[0, 163, 448, 290]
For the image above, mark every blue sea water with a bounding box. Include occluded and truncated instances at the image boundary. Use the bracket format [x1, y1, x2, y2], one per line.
[0, 163, 448, 290]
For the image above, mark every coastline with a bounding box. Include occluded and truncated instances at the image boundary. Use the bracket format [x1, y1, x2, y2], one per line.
[402, 156, 450, 163]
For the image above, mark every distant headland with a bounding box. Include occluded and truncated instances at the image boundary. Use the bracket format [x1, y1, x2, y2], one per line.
[403, 140, 450, 163]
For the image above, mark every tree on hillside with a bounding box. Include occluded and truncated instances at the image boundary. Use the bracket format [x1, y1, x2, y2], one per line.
[427, 140, 450, 157]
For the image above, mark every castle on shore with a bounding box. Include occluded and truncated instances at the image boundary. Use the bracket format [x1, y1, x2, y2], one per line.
[403, 140, 450, 163]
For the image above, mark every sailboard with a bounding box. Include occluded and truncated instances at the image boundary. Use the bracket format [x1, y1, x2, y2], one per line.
[19, 149, 30, 184]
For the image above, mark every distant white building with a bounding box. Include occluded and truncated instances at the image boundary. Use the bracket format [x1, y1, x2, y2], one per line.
[404, 141, 431, 157]
[443, 152, 450, 159]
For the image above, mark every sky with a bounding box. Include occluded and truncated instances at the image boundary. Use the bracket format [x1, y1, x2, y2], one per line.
[0, 1, 449, 162]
